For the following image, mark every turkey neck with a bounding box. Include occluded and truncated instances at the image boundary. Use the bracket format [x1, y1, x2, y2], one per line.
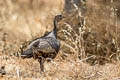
[53, 19, 58, 38]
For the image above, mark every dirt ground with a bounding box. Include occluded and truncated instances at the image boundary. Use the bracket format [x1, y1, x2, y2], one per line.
[0, 0, 120, 80]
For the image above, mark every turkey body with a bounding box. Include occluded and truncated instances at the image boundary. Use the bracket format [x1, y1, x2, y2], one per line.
[22, 35, 60, 59]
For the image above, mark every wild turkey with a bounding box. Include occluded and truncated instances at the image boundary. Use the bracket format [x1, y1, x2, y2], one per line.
[21, 14, 63, 72]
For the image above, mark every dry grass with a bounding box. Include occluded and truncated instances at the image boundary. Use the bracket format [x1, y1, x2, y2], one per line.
[0, 0, 120, 80]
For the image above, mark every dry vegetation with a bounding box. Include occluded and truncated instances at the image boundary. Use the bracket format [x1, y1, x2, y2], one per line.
[0, 0, 120, 80]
